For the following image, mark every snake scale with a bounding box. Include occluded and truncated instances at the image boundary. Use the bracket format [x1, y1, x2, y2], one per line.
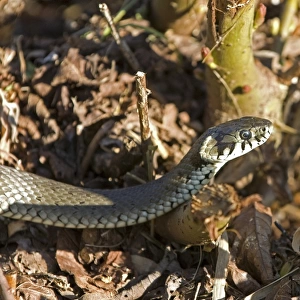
[0, 117, 273, 228]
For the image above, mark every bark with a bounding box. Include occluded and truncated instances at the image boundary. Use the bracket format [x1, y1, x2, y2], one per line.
[149, 0, 206, 35]
[204, 0, 287, 126]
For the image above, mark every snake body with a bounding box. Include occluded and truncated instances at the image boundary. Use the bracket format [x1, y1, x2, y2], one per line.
[0, 117, 273, 228]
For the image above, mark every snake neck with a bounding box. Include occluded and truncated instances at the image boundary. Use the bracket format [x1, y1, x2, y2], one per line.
[157, 152, 225, 211]
[170, 135, 226, 188]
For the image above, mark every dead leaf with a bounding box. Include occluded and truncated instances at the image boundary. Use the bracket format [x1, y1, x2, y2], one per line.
[17, 280, 56, 300]
[228, 260, 261, 295]
[292, 227, 300, 254]
[52, 48, 99, 86]
[56, 230, 99, 293]
[265, 272, 300, 300]
[229, 201, 274, 284]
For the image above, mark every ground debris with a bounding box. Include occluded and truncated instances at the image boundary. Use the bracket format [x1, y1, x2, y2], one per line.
[0, 1, 299, 299]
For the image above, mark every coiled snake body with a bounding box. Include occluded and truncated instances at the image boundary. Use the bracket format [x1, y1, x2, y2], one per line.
[0, 117, 273, 228]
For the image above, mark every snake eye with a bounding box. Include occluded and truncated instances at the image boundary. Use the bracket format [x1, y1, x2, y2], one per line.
[239, 129, 252, 140]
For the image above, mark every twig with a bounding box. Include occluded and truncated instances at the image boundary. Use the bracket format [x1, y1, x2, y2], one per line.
[202, 47, 242, 116]
[274, 0, 298, 54]
[150, 122, 168, 160]
[244, 267, 300, 299]
[211, 69, 242, 117]
[16, 36, 26, 82]
[114, 247, 176, 299]
[212, 232, 229, 300]
[125, 172, 146, 184]
[136, 72, 151, 142]
[102, 0, 140, 38]
[80, 119, 115, 178]
[135, 71, 155, 181]
[99, 3, 141, 72]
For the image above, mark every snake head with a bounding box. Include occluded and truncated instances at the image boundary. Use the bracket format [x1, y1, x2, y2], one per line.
[199, 116, 273, 163]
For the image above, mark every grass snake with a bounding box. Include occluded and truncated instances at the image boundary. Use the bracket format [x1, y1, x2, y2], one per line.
[0, 116, 273, 228]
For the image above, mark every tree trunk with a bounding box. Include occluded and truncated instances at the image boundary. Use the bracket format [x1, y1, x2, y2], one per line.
[204, 0, 287, 126]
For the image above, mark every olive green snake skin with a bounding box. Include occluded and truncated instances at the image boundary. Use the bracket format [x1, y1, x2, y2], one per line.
[0, 117, 273, 228]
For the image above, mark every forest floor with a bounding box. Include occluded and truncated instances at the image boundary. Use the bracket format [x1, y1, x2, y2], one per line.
[0, 0, 300, 299]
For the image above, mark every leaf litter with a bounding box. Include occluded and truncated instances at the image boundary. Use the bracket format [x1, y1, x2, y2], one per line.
[0, 1, 299, 299]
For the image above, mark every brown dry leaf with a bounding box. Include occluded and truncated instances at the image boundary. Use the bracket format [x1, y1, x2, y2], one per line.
[42, 118, 61, 145]
[165, 272, 188, 299]
[0, 0, 25, 44]
[0, 48, 16, 67]
[94, 250, 132, 288]
[79, 229, 133, 292]
[292, 227, 300, 254]
[105, 250, 130, 267]
[0, 268, 15, 300]
[281, 204, 300, 222]
[0, 89, 20, 160]
[17, 279, 56, 300]
[164, 269, 211, 300]
[7, 220, 27, 237]
[27, 92, 62, 145]
[52, 48, 99, 86]
[32, 64, 57, 97]
[112, 248, 178, 300]
[93, 251, 132, 292]
[162, 103, 190, 143]
[80, 290, 115, 300]
[230, 201, 273, 284]
[13, 250, 49, 274]
[27, 93, 50, 119]
[56, 230, 99, 293]
[17, 273, 74, 299]
[18, 115, 41, 141]
[99, 81, 126, 98]
[25, 93, 61, 144]
[228, 260, 261, 295]
[9, 227, 57, 274]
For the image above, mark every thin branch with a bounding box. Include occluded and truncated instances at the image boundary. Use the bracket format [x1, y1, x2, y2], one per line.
[80, 119, 115, 178]
[135, 71, 155, 181]
[99, 3, 141, 72]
